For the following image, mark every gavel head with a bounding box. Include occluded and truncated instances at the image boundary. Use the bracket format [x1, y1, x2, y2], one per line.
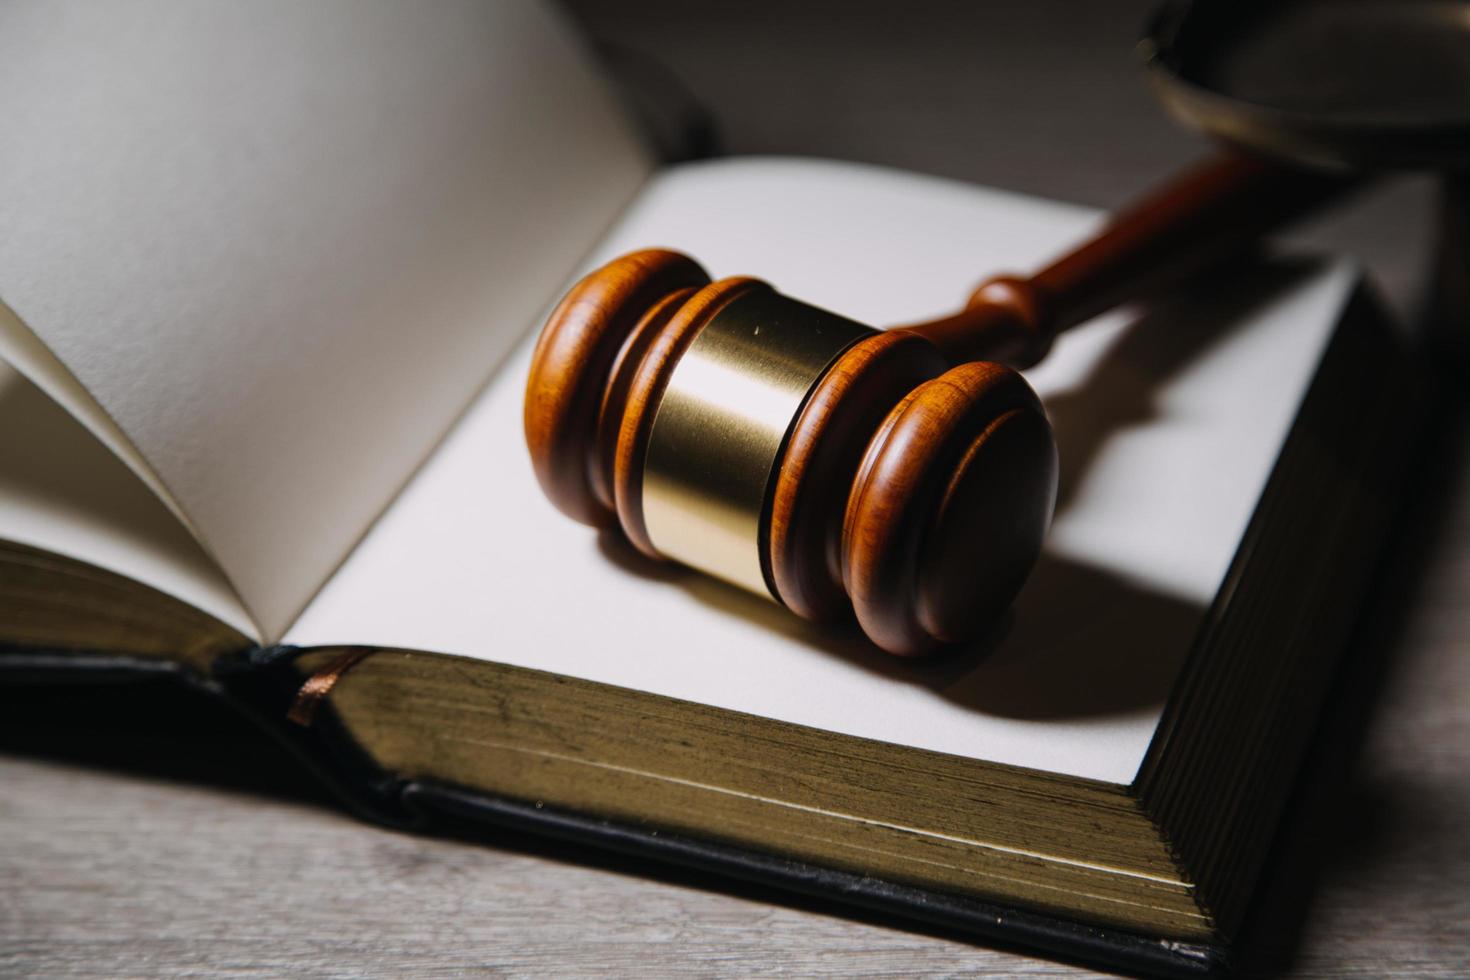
[524, 249, 1058, 656]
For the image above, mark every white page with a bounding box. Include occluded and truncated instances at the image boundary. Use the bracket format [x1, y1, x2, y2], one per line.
[0, 300, 193, 541]
[0, 0, 649, 641]
[0, 360, 251, 637]
[286, 158, 1354, 785]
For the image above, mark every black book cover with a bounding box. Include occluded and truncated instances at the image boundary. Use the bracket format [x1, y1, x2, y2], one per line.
[0, 645, 1225, 978]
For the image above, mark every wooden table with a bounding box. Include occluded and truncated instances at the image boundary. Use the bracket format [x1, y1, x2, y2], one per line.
[4, 2, 1467, 975]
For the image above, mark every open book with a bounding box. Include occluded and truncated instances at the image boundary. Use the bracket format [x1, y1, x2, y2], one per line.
[0, 2, 1412, 975]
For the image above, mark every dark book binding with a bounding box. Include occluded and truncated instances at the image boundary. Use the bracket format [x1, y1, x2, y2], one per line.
[0, 646, 1224, 978]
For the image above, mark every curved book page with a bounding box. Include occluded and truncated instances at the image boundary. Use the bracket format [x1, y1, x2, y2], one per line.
[0, 0, 649, 641]
[0, 360, 252, 637]
[0, 301, 191, 539]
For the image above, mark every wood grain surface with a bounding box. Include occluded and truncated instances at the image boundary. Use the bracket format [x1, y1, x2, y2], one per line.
[770, 330, 947, 622]
[903, 155, 1352, 367]
[524, 248, 709, 528]
[3, 1, 1466, 976]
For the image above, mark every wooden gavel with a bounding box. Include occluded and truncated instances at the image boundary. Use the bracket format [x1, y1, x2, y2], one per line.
[524, 154, 1351, 656]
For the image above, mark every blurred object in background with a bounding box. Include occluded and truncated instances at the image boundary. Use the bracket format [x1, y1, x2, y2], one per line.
[1144, 0, 1470, 355]
[563, 0, 1440, 327]
[1146, 0, 1470, 171]
[594, 40, 722, 162]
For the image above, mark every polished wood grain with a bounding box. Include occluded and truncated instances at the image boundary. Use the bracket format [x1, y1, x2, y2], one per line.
[593, 285, 697, 512]
[843, 362, 1055, 655]
[524, 249, 709, 526]
[767, 331, 947, 621]
[902, 154, 1355, 367]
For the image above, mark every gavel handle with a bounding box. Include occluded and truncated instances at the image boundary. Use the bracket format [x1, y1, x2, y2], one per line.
[901, 153, 1359, 367]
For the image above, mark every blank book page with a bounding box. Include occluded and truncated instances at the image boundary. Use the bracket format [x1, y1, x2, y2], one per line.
[286, 158, 1352, 785]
